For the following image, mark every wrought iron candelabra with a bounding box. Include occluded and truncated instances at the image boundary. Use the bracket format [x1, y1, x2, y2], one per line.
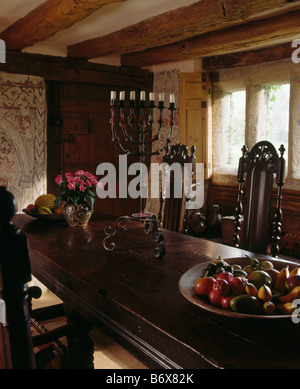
[102, 90, 176, 257]
[109, 90, 175, 216]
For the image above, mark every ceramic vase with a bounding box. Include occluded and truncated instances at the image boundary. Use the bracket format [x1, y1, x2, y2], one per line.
[63, 203, 93, 227]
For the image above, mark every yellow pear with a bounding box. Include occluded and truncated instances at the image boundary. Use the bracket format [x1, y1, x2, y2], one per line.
[258, 284, 272, 302]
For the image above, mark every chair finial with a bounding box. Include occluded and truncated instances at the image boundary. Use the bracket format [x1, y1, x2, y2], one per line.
[241, 145, 248, 156]
[279, 144, 286, 157]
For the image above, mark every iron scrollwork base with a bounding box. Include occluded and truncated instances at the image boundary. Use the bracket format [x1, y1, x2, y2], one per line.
[103, 214, 165, 258]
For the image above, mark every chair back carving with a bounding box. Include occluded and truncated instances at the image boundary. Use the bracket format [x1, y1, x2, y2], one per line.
[233, 141, 285, 257]
[158, 144, 196, 233]
[0, 186, 36, 368]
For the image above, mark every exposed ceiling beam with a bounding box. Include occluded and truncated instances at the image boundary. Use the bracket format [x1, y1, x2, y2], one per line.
[121, 10, 300, 68]
[202, 42, 295, 70]
[0, 50, 151, 88]
[0, 0, 127, 51]
[67, 0, 300, 59]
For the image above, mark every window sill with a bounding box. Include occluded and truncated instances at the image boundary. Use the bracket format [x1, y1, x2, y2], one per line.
[212, 171, 300, 191]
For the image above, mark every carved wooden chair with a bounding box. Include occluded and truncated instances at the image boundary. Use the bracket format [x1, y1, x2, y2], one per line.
[233, 141, 285, 257]
[158, 144, 196, 233]
[0, 187, 93, 369]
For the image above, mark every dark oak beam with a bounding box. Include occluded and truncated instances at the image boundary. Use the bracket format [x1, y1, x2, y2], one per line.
[67, 0, 300, 59]
[202, 42, 295, 69]
[121, 9, 300, 68]
[0, 0, 127, 51]
[0, 51, 151, 89]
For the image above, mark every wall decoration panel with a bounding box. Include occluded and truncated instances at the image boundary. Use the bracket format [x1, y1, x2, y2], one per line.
[0, 72, 47, 212]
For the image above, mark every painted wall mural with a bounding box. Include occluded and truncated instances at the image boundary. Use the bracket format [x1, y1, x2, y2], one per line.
[0, 72, 47, 212]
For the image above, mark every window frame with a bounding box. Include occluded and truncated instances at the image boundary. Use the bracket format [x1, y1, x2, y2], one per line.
[211, 60, 299, 190]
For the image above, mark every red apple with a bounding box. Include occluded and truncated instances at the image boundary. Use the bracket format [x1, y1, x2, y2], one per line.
[209, 289, 222, 307]
[230, 276, 247, 295]
[209, 279, 230, 307]
[54, 205, 64, 215]
[25, 204, 36, 212]
[221, 295, 235, 310]
[194, 277, 216, 298]
[216, 271, 234, 283]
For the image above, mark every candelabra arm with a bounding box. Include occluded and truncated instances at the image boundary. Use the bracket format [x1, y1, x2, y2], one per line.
[102, 215, 165, 258]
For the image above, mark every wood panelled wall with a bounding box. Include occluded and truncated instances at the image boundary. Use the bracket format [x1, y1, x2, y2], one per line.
[0, 51, 152, 217]
[207, 182, 300, 235]
[47, 79, 153, 217]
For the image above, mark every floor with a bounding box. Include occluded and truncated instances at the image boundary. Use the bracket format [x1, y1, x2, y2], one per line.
[31, 286, 148, 370]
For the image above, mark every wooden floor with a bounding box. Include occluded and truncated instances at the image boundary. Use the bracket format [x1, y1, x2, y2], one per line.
[31, 284, 148, 370]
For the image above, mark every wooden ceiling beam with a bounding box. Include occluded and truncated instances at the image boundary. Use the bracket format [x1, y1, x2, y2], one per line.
[202, 42, 295, 70]
[120, 10, 300, 68]
[0, 0, 127, 51]
[0, 50, 151, 88]
[67, 0, 300, 59]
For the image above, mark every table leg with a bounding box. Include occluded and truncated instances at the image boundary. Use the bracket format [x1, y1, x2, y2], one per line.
[63, 304, 94, 369]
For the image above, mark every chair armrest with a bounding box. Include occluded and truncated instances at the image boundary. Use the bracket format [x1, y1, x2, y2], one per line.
[32, 322, 80, 347]
[31, 303, 65, 321]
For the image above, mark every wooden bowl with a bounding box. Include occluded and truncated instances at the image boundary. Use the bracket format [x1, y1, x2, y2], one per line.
[22, 209, 66, 222]
[179, 256, 300, 320]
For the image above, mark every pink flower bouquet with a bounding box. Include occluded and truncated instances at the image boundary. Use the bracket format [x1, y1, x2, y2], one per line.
[54, 170, 98, 210]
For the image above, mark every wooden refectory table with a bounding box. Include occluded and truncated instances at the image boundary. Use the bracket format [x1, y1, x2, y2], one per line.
[13, 212, 300, 369]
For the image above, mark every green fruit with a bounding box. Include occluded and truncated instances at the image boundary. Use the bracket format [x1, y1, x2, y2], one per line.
[243, 264, 255, 275]
[233, 269, 248, 277]
[250, 257, 260, 268]
[230, 295, 262, 314]
[248, 270, 272, 289]
[259, 261, 274, 270]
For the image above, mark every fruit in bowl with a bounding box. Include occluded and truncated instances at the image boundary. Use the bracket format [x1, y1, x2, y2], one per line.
[35, 194, 56, 213]
[38, 206, 52, 214]
[194, 256, 300, 316]
[24, 204, 37, 213]
[24, 194, 65, 217]
[54, 204, 64, 214]
[247, 270, 272, 289]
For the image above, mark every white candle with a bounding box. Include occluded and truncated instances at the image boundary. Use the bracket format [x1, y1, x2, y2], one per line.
[149, 92, 154, 101]
[140, 91, 146, 101]
[159, 93, 164, 102]
[111, 91, 116, 100]
[130, 91, 136, 100]
[119, 91, 125, 100]
[170, 94, 175, 103]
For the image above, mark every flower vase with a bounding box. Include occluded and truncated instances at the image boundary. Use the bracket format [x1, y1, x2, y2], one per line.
[63, 203, 93, 227]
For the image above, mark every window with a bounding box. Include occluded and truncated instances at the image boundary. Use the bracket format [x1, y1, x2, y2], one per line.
[264, 84, 290, 161]
[210, 61, 300, 190]
[222, 85, 289, 172]
[227, 91, 246, 167]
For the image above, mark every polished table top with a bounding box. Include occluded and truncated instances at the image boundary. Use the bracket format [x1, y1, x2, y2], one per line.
[14, 212, 300, 369]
